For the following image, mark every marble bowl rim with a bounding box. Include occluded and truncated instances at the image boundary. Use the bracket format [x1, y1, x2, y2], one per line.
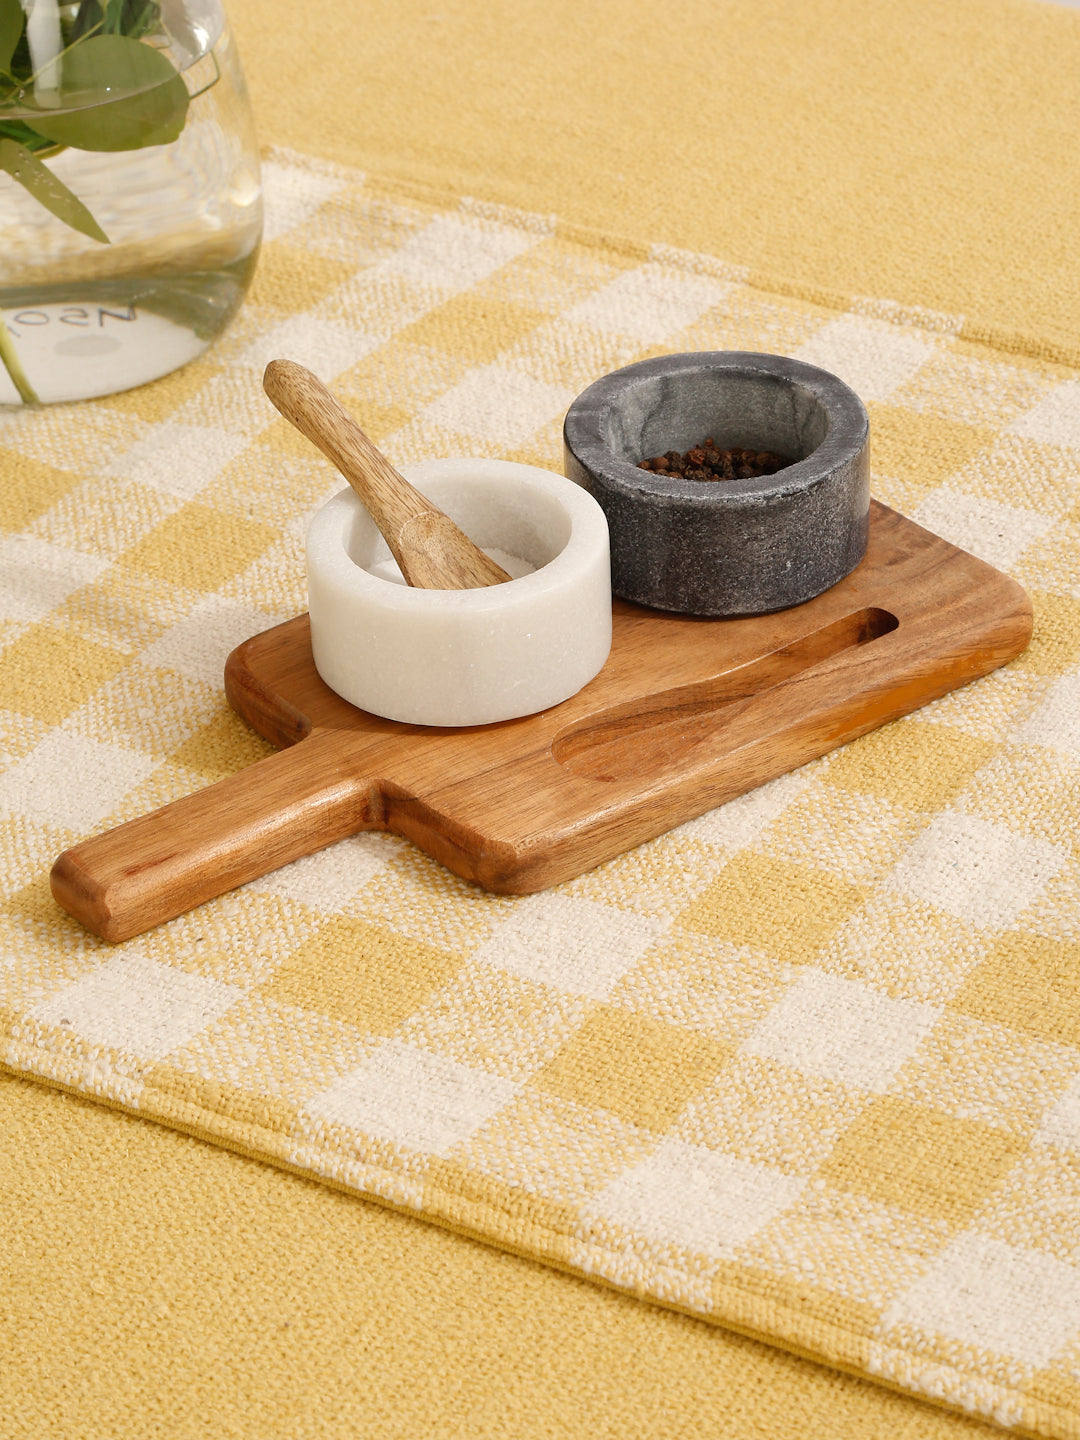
[306, 457, 611, 614]
[562, 349, 869, 507]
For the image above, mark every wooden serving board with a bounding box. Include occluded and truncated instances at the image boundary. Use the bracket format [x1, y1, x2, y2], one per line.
[52, 502, 1032, 941]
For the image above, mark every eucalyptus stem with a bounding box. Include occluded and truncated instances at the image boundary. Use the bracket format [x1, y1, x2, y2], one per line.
[0, 312, 40, 404]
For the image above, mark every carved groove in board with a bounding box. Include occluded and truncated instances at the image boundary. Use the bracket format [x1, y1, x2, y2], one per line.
[552, 607, 899, 781]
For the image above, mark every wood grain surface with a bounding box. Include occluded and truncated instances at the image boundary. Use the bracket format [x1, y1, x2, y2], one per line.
[262, 360, 511, 589]
[51, 503, 1032, 941]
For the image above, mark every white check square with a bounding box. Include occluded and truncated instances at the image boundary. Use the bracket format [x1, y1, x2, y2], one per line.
[383, 214, 539, 291]
[1039, 1073, 1080, 1152]
[565, 264, 728, 343]
[678, 767, 816, 850]
[0, 730, 156, 832]
[477, 892, 668, 1000]
[881, 1232, 1080, 1370]
[743, 969, 939, 1092]
[887, 810, 1068, 931]
[420, 363, 572, 447]
[142, 596, 286, 688]
[1019, 673, 1080, 762]
[912, 488, 1053, 573]
[585, 1137, 805, 1257]
[260, 156, 346, 244]
[1009, 380, 1080, 450]
[795, 316, 934, 402]
[31, 954, 243, 1061]
[108, 424, 251, 500]
[253, 833, 398, 910]
[306, 1039, 517, 1154]
[239, 315, 376, 382]
[0, 536, 107, 625]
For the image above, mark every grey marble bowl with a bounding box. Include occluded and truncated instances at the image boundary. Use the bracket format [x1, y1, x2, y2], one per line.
[562, 351, 870, 616]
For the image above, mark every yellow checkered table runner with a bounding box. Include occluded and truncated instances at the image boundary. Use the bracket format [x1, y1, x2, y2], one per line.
[2, 148, 1080, 1440]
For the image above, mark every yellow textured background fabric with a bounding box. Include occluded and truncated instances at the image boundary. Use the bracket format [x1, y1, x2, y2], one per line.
[3, 2, 1080, 1438]
[2, 1070, 1002, 1440]
[229, 0, 1080, 362]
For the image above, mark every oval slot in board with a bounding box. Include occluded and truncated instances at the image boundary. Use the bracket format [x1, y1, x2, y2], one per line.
[551, 607, 899, 783]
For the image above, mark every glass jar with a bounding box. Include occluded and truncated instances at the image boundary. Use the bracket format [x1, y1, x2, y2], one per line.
[0, 0, 262, 405]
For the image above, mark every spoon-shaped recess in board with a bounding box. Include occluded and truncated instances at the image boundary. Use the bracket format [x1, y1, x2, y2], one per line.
[262, 359, 512, 590]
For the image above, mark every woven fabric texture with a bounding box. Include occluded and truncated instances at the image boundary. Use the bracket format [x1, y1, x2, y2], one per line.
[3, 1071, 1006, 1440]
[2, 150, 1080, 1438]
[228, 0, 1080, 364]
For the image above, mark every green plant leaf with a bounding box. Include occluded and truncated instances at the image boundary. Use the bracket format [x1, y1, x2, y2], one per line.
[0, 311, 41, 404]
[19, 34, 188, 151]
[0, 136, 109, 241]
[0, 0, 24, 73]
[67, 0, 158, 45]
[68, 1, 106, 44]
[124, 0, 162, 41]
[0, 117, 63, 153]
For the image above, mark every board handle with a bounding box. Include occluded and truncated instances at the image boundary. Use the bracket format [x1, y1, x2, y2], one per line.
[50, 731, 379, 943]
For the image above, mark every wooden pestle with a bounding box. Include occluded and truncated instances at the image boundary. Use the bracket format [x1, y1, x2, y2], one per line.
[263, 359, 511, 590]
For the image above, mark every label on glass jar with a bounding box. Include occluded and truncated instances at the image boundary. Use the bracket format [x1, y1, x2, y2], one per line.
[0, 304, 206, 405]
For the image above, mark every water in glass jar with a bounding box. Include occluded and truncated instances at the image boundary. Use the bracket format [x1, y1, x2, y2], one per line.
[0, 2, 262, 405]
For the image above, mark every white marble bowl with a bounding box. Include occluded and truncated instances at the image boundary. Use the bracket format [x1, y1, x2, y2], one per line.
[306, 458, 612, 726]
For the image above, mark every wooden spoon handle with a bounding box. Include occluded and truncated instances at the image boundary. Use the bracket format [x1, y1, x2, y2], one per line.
[262, 359, 510, 590]
[50, 732, 379, 942]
